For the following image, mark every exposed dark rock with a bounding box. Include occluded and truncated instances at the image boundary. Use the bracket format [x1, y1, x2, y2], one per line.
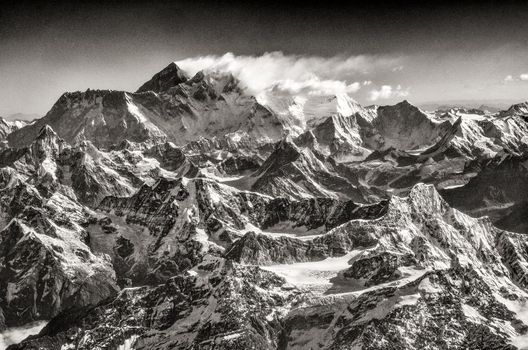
[136, 63, 189, 94]
[343, 252, 416, 286]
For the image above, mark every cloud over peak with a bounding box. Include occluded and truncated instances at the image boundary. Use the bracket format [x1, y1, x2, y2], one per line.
[268, 76, 361, 97]
[504, 73, 528, 83]
[369, 85, 409, 101]
[175, 51, 402, 99]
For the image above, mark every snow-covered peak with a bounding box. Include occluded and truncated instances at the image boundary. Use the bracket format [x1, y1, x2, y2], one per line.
[405, 183, 448, 215]
[368, 100, 446, 150]
[257, 90, 366, 133]
[36, 124, 58, 140]
[0, 116, 27, 141]
[302, 93, 364, 121]
[136, 62, 190, 93]
[500, 101, 528, 117]
[0, 117, 27, 129]
[30, 125, 65, 158]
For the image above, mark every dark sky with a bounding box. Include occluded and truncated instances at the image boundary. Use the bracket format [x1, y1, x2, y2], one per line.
[1, 0, 527, 115]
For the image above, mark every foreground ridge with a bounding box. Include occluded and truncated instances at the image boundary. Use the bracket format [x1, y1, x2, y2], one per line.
[7, 183, 528, 350]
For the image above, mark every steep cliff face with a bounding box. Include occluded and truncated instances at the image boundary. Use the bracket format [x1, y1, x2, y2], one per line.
[94, 176, 385, 284]
[362, 101, 450, 151]
[8, 259, 298, 350]
[440, 155, 528, 231]
[243, 139, 367, 201]
[306, 114, 371, 162]
[258, 92, 369, 136]
[0, 199, 119, 329]
[8, 69, 287, 150]
[8, 90, 169, 149]
[136, 62, 190, 94]
[1, 125, 200, 207]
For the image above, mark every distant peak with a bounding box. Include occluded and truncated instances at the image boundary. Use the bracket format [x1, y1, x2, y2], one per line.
[166, 62, 180, 70]
[37, 124, 58, 139]
[379, 100, 420, 114]
[499, 101, 528, 117]
[396, 100, 413, 107]
[136, 62, 190, 93]
[160, 62, 185, 77]
[508, 101, 528, 110]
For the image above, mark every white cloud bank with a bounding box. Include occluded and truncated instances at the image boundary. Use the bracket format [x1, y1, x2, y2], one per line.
[504, 73, 528, 82]
[175, 51, 402, 98]
[369, 85, 409, 101]
[270, 76, 361, 96]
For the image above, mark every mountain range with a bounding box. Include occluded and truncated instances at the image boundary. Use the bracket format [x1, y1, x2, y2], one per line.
[1, 62, 528, 350]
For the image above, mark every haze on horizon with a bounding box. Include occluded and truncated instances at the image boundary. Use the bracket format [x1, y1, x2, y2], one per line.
[1, 0, 527, 118]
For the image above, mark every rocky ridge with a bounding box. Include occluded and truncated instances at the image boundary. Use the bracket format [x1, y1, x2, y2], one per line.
[2, 62, 528, 349]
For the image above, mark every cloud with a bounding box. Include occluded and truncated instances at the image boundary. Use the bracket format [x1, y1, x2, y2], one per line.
[175, 51, 401, 97]
[369, 84, 409, 101]
[269, 77, 360, 96]
[504, 73, 528, 82]
[370, 85, 393, 100]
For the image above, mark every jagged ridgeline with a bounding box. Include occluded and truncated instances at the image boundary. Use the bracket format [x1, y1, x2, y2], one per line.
[1, 63, 528, 350]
